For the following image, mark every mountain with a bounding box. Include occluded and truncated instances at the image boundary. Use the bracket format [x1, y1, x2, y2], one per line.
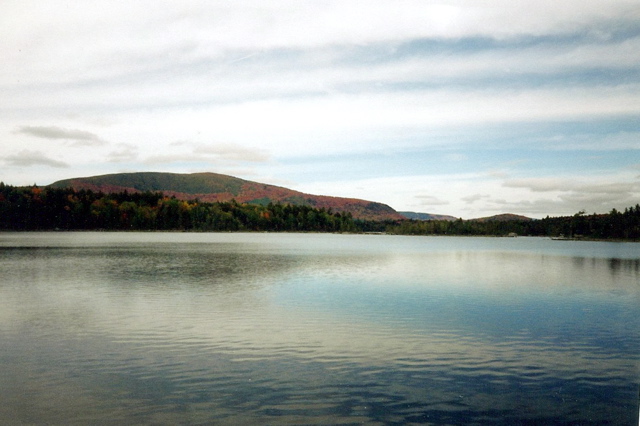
[399, 211, 457, 221]
[470, 213, 533, 222]
[49, 172, 405, 221]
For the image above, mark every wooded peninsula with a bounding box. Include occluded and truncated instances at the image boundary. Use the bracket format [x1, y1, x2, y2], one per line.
[1, 183, 639, 240]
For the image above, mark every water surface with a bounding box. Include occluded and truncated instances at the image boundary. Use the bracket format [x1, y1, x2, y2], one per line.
[0, 233, 638, 424]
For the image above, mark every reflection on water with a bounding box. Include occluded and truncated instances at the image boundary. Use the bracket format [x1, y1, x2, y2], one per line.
[0, 233, 638, 425]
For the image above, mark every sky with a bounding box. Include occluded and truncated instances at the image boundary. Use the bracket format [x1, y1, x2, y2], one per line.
[1, 1, 639, 219]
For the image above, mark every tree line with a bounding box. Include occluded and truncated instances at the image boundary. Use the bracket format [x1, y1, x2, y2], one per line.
[0, 183, 357, 232]
[385, 207, 640, 240]
[1, 183, 638, 239]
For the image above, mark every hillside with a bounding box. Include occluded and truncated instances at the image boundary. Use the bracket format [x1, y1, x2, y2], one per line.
[49, 172, 405, 221]
[399, 211, 457, 221]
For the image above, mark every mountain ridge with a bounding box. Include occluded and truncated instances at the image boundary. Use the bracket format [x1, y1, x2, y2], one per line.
[49, 172, 405, 221]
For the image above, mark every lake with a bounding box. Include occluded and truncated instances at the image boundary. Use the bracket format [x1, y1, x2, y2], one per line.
[0, 232, 638, 425]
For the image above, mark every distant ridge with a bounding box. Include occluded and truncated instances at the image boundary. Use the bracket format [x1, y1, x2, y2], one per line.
[49, 172, 405, 221]
[469, 213, 533, 222]
[399, 211, 457, 221]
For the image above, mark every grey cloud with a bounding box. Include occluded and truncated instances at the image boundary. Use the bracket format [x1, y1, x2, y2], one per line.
[4, 150, 70, 168]
[16, 125, 105, 146]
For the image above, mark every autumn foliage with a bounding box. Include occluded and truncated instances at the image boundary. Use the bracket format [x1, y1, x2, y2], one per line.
[0, 183, 357, 232]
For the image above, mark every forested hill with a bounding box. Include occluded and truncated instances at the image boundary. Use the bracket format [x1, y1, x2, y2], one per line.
[49, 172, 404, 221]
[0, 184, 358, 232]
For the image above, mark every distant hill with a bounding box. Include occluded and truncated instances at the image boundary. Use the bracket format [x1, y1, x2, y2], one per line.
[469, 213, 533, 222]
[49, 172, 405, 221]
[399, 211, 457, 221]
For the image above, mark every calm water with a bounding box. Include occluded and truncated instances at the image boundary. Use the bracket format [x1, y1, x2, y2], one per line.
[0, 232, 638, 425]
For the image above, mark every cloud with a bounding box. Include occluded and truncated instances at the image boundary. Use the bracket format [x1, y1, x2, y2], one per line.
[16, 125, 105, 146]
[533, 130, 640, 151]
[503, 177, 640, 194]
[290, 165, 640, 219]
[4, 1, 638, 109]
[6, 1, 636, 60]
[193, 143, 270, 163]
[445, 153, 468, 162]
[144, 142, 270, 165]
[0, 2, 638, 218]
[103, 83, 639, 162]
[107, 144, 139, 163]
[498, 174, 640, 215]
[4, 150, 69, 168]
[462, 194, 489, 204]
[414, 195, 450, 206]
[485, 194, 637, 216]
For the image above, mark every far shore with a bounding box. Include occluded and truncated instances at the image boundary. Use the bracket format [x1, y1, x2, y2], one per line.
[2, 229, 639, 242]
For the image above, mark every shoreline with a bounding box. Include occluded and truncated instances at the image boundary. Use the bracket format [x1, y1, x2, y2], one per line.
[2, 229, 639, 242]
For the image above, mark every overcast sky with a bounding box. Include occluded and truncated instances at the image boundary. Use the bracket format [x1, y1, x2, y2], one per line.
[2, 1, 639, 218]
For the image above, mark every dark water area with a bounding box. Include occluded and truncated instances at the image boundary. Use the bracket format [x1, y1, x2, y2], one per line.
[0, 233, 638, 425]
